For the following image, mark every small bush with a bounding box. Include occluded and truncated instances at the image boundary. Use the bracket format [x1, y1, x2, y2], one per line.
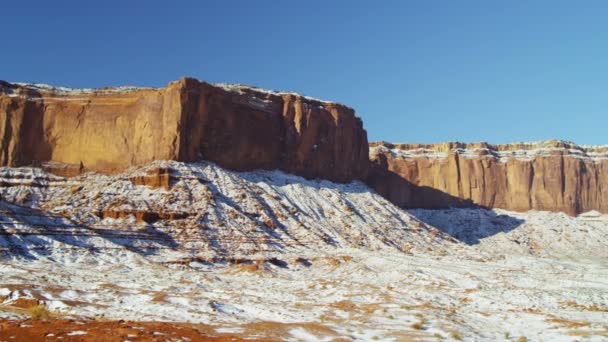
[151, 292, 168, 303]
[27, 304, 50, 320]
[450, 331, 463, 340]
[411, 322, 424, 330]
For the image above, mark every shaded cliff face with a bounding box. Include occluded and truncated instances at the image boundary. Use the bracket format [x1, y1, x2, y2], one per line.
[368, 140, 608, 215]
[177, 79, 369, 182]
[0, 78, 368, 183]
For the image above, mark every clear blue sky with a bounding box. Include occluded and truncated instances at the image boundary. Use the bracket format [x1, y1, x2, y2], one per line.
[2, 1, 607, 144]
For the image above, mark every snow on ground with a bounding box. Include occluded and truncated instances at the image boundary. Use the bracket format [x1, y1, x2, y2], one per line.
[0, 162, 607, 341]
[409, 208, 608, 260]
[1, 245, 607, 341]
[0, 161, 452, 261]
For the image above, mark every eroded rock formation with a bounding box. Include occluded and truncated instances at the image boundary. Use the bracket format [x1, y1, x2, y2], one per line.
[3, 78, 607, 215]
[0, 78, 369, 183]
[368, 140, 608, 215]
[129, 167, 176, 190]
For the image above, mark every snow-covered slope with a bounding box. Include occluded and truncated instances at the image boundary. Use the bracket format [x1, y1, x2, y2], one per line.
[1, 162, 607, 341]
[0, 161, 452, 262]
[410, 208, 608, 260]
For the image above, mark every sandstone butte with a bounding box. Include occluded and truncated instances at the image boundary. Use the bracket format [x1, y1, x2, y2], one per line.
[368, 140, 608, 216]
[0, 78, 369, 183]
[1, 78, 607, 216]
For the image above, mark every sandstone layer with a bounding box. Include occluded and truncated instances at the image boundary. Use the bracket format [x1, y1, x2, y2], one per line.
[368, 140, 608, 215]
[0, 79, 369, 183]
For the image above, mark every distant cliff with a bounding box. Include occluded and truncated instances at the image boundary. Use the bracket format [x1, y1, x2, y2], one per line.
[0, 78, 369, 183]
[368, 140, 608, 215]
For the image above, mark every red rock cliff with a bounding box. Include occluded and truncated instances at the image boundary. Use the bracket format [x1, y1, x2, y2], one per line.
[368, 140, 608, 215]
[0, 78, 369, 183]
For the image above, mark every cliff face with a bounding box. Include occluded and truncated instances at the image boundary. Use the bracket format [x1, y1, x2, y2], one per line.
[176, 79, 369, 182]
[0, 78, 368, 183]
[368, 140, 608, 215]
[4, 78, 606, 215]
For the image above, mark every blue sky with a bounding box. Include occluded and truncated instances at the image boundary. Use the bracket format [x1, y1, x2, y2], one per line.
[2, 1, 607, 144]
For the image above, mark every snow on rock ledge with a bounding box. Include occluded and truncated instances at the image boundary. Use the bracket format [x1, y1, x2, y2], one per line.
[370, 140, 608, 162]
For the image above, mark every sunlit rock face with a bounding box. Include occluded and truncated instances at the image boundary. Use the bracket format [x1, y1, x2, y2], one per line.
[0, 78, 369, 183]
[368, 140, 608, 215]
[4, 77, 606, 215]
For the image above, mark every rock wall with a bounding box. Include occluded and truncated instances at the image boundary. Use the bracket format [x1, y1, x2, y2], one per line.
[4, 77, 605, 215]
[176, 79, 369, 182]
[0, 78, 368, 183]
[368, 141, 608, 215]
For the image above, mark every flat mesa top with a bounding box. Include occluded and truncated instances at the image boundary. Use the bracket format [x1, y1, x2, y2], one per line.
[370, 139, 608, 162]
[0, 79, 339, 105]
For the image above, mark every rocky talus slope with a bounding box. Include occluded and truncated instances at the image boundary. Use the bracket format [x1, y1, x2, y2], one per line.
[0, 161, 450, 259]
[368, 140, 608, 215]
[0, 79, 368, 183]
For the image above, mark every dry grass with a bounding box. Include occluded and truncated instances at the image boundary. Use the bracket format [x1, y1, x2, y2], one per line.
[411, 322, 425, 330]
[402, 244, 414, 254]
[450, 330, 463, 340]
[546, 317, 590, 329]
[232, 263, 261, 273]
[27, 304, 50, 320]
[521, 307, 543, 314]
[567, 329, 608, 337]
[411, 316, 428, 331]
[458, 297, 471, 304]
[399, 302, 436, 311]
[559, 301, 608, 312]
[330, 300, 357, 311]
[70, 185, 83, 194]
[151, 292, 168, 303]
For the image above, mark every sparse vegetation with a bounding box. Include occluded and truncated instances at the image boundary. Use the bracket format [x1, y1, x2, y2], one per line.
[459, 296, 471, 303]
[27, 304, 50, 320]
[546, 317, 590, 328]
[560, 300, 608, 312]
[151, 292, 168, 303]
[516, 337, 528, 342]
[402, 244, 414, 254]
[411, 321, 425, 330]
[450, 331, 463, 340]
[447, 307, 458, 317]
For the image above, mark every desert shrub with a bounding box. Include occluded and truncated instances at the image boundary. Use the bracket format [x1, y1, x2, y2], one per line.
[411, 322, 424, 330]
[450, 331, 463, 340]
[151, 292, 168, 303]
[27, 304, 50, 320]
